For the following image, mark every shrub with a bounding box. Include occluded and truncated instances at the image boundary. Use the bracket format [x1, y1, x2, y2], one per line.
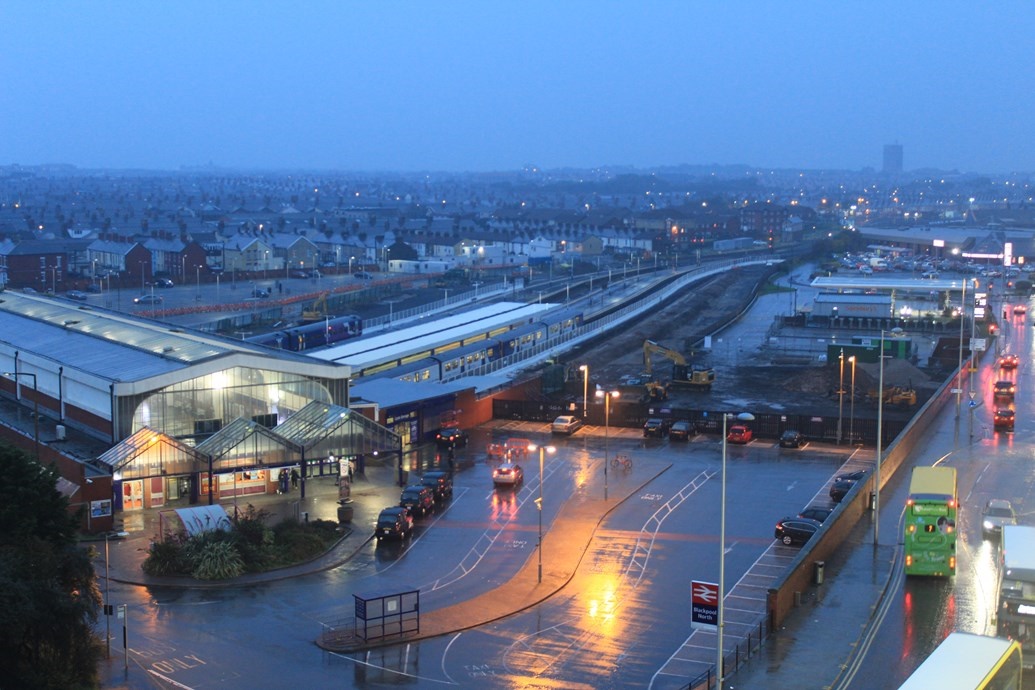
[191, 540, 245, 580]
[142, 538, 189, 576]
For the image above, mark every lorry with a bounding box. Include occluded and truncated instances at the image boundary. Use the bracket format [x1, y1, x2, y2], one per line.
[643, 340, 715, 389]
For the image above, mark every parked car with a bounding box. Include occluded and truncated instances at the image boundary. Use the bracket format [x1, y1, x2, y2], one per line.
[993, 380, 1016, 399]
[779, 430, 805, 448]
[981, 498, 1017, 539]
[353, 271, 374, 280]
[148, 277, 174, 288]
[290, 269, 311, 278]
[65, 290, 89, 301]
[551, 415, 583, 435]
[374, 506, 413, 540]
[435, 426, 469, 448]
[643, 418, 670, 438]
[999, 353, 1020, 369]
[668, 420, 695, 441]
[993, 408, 1015, 431]
[399, 485, 435, 517]
[726, 425, 753, 444]
[133, 294, 163, 305]
[252, 287, 271, 298]
[419, 470, 453, 502]
[829, 477, 860, 502]
[774, 516, 822, 546]
[798, 506, 834, 524]
[492, 462, 524, 487]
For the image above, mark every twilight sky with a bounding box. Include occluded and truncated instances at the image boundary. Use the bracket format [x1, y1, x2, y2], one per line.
[3, 1, 1034, 174]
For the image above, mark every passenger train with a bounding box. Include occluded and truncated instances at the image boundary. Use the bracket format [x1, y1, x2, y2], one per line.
[364, 308, 584, 382]
[247, 314, 363, 351]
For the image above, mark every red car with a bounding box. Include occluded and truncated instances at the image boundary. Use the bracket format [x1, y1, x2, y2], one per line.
[726, 425, 753, 444]
[999, 354, 1020, 369]
[994, 408, 1015, 431]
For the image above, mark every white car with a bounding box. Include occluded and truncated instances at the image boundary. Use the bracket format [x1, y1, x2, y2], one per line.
[133, 294, 163, 305]
[551, 415, 583, 435]
[492, 463, 524, 487]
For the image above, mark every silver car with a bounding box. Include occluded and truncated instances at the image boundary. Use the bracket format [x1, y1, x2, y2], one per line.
[982, 498, 1017, 539]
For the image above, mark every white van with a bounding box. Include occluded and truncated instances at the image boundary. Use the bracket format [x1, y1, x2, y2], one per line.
[551, 415, 583, 435]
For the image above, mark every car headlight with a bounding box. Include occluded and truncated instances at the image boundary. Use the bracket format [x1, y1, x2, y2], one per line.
[983, 520, 995, 530]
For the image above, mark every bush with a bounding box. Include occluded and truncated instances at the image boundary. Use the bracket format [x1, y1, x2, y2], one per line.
[141, 539, 189, 577]
[191, 540, 245, 580]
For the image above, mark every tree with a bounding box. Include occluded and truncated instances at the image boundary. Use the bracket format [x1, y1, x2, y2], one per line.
[0, 444, 102, 688]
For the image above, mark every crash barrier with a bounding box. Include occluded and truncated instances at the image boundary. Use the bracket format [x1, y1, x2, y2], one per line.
[764, 347, 985, 630]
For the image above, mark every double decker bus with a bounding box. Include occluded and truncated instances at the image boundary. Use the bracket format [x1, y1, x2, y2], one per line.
[898, 632, 1022, 689]
[904, 466, 957, 576]
[998, 525, 1035, 668]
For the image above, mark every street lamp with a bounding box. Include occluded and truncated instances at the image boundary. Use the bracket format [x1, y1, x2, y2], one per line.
[578, 364, 589, 419]
[349, 256, 355, 274]
[848, 355, 857, 444]
[196, 265, 201, 300]
[718, 411, 755, 690]
[875, 331, 886, 545]
[4, 371, 39, 460]
[595, 388, 619, 500]
[528, 443, 555, 583]
[837, 348, 845, 444]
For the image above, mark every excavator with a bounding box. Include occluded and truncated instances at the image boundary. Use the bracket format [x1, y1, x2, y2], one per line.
[643, 339, 715, 389]
[301, 292, 330, 323]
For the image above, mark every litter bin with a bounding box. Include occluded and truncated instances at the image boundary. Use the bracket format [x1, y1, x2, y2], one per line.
[815, 560, 825, 585]
[337, 505, 354, 524]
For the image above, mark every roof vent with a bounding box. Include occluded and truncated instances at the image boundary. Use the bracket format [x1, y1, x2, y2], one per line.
[162, 346, 175, 353]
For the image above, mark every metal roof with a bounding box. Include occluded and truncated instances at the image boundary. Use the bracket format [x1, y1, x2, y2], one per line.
[810, 277, 972, 292]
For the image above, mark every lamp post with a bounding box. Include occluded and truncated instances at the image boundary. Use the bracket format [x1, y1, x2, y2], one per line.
[529, 443, 555, 583]
[849, 355, 857, 444]
[837, 348, 845, 444]
[578, 364, 589, 419]
[595, 389, 619, 500]
[349, 256, 355, 275]
[718, 411, 755, 690]
[196, 265, 201, 300]
[956, 278, 967, 419]
[4, 371, 39, 460]
[875, 331, 886, 544]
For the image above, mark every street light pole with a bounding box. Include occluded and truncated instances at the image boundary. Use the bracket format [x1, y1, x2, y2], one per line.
[875, 331, 885, 545]
[579, 364, 589, 419]
[956, 278, 967, 419]
[718, 411, 754, 690]
[530, 444, 555, 583]
[837, 349, 845, 444]
[4, 371, 39, 460]
[849, 355, 856, 444]
[596, 389, 619, 500]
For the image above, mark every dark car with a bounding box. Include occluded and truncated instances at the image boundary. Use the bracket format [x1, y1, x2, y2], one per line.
[353, 271, 374, 280]
[435, 426, 469, 448]
[399, 485, 435, 517]
[252, 287, 272, 298]
[999, 353, 1020, 369]
[290, 269, 311, 278]
[148, 277, 174, 288]
[829, 474, 864, 502]
[419, 470, 453, 502]
[798, 506, 834, 524]
[779, 430, 805, 448]
[65, 290, 89, 301]
[85, 283, 102, 293]
[994, 380, 1016, 399]
[643, 418, 670, 438]
[374, 506, 413, 540]
[774, 516, 822, 546]
[669, 420, 695, 441]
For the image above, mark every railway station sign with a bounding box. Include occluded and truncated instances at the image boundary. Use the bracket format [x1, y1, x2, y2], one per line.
[691, 580, 719, 629]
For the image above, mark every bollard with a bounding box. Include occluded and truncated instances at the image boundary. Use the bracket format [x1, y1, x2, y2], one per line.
[301, 511, 309, 523]
[794, 591, 802, 606]
[815, 561, 825, 585]
[870, 491, 877, 510]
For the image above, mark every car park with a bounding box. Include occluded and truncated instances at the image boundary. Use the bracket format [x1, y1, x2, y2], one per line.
[643, 418, 670, 438]
[492, 462, 524, 487]
[993, 380, 1016, 399]
[668, 420, 695, 441]
[993, 408, 1015, 431]
[551, 415, 583, 435]
[133, 294, 163, 305]
[435, 426, 469, 448]
[798, 506, 834, 524]
[774, 516, 822, 546]
[66, 290, 89, 301]
[999, 354, 1020, 369]
[779, 430, 805, 448]
[726, 425, 753, 444]
[419, 470, 453, 502]
[399, 485, 435, 517]
[981, 498, 1017, 539]
[374, 506, 413, 540]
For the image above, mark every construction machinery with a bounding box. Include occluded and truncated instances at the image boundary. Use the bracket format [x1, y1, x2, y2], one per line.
[301, 292, 330, 323]
[643, 340, 715, 389]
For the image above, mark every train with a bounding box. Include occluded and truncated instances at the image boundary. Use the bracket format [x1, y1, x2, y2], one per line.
[365, 308, 584, 383]
[247, 314, 363, 351]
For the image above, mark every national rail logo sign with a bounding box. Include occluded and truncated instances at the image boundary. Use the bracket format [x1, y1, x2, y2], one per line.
[691, 580, 719, 629]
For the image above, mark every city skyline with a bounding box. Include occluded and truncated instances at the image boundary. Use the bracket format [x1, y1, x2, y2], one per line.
[3, 2, 1034, 175]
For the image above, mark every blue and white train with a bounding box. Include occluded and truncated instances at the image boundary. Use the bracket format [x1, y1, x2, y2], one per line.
[247, 314, 363, 352]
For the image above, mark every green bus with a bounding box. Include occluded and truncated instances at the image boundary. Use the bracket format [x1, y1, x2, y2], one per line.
[904, 466, 957, 577]
[899, 632, 1022, 689]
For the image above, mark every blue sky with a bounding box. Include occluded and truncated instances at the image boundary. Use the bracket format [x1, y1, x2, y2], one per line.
[3, 1, 1034, 174]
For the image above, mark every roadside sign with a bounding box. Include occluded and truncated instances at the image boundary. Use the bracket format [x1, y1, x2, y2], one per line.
[971, 338, 987, 352]
[691, 580, 719, 629]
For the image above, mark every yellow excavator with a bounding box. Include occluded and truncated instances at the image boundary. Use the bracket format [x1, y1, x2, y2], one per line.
[643, 339, 715, 389]
[301, 292, 330, 323]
